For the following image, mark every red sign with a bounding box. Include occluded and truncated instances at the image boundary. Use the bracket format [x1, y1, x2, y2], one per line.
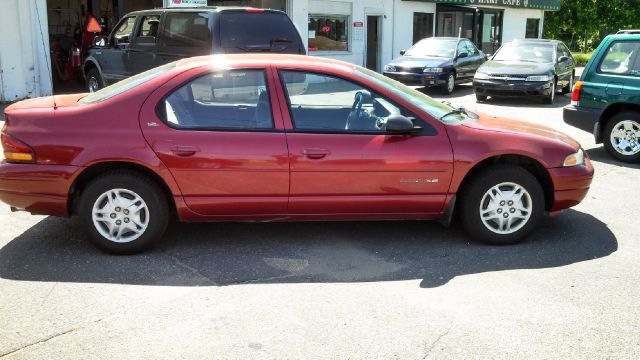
[353, 22, 363, 27]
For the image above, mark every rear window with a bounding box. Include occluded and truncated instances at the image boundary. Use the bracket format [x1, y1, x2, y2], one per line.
[79, 62, 176, 105]
[220, 12, 301, 51]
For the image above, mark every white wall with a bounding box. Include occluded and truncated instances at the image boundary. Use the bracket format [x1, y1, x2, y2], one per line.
[289, 0, 396, 72]
[502, 7, 544, 42]
[0, 0, 52, 102]
[392, 0, 435, 58]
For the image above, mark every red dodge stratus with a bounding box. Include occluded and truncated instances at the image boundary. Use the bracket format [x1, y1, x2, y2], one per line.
[0, 55, 593, 254]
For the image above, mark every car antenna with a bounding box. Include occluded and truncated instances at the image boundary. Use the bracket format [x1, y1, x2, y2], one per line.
[34, 1, 58, 109]
[458, 27, 462, 39]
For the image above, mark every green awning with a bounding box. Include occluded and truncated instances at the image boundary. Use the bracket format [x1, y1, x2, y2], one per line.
[403, 0, 560, 11]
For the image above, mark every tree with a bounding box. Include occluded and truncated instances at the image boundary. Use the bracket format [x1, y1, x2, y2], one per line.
[544, 0, 640, 52]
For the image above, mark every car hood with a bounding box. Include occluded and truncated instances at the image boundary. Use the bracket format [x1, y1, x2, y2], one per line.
[388, 56, 453, 68]
[462, 113, 580, 150]
[478, 60, 554, 75]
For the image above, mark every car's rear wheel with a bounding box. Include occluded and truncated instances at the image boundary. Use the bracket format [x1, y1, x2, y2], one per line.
[442, 73, 455, 94]
[459, 165, 544, 245]
[604, 111, 640, 162]
[86, 68, 103, 93]
[77, 171, 168, 254]
[542, 81, 555, 104]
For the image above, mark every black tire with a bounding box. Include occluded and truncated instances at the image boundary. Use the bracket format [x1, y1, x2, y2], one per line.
[561, 73, 574, 95]
[77, 171, 169, 254]
[459, 165, 545, 245]
[442, 73, 455, 95]
[85, 68, 104, 92]
[542, 80, 556, 104]
[476, 94, 488, 102]
[603, 111, 640, 163]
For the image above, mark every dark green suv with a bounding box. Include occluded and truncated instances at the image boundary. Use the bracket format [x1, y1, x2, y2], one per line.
[564, 34, 640, 162]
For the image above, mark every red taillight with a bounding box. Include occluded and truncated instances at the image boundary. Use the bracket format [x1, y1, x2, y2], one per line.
[1, 132, 35, 163]
[571, 80, 584, 105]
[245, 8, 265, 13]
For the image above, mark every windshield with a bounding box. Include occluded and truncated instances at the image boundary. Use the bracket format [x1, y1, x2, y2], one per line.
[492, 42, 555, 63]
[354, 66, 467, 122]
[79, 62, 177, 104]
[405, 38, 458, 58]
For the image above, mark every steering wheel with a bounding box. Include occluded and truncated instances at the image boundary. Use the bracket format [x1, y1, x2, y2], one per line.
[345, 92, 366, 130]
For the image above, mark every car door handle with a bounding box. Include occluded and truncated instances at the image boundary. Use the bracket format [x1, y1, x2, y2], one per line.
[170, 146, 200, 157]
[302, 148, 330, 159]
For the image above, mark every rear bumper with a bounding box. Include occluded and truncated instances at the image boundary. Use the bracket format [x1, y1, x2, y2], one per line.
[563, 104, 602, 137]
[548, 157, 594, 212]
[473, 79, 552, 97]
[0, 162, 81, 217]
[383, 71, 449, 87]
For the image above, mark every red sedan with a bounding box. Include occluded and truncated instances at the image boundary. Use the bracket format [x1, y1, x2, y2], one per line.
[0, 55, 593, 254]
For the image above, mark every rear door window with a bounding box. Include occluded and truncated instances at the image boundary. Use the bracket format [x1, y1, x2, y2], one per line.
[159, 12, 212, 54]
[162, 69, 273, 130]
[599, 41, 640, 76]
[220, 12, 302, 53]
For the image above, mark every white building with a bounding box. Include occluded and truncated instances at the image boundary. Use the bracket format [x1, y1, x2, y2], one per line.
[0, 0, 559, 101]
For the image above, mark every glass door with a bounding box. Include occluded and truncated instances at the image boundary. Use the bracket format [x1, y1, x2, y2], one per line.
[480, 10, 503, 54]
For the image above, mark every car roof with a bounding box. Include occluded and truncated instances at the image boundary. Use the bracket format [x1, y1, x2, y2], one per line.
[508, 39, 562, 45]
[606, 33, 640, 40]
[419, 37, 461, 41]
[175, 54, 355, 72]
[127, 6, 286, 16]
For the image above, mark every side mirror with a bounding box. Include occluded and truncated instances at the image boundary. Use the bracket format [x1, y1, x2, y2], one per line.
[457, 52, 469, 59]
[400, 50, 406, 56]
[386, 115, 417, 134]
[93, 36, 108, 47]
[558, 55, 570, 63]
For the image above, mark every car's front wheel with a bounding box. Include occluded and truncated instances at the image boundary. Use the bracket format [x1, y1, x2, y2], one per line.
[475, 94, 488, 102]
[562, 73, 574, 95]
[442, 73, 455, 95]
[542, 81, 555, 104]
[604, 111, 640, 162]
[77, 171, 169, 254]
[86, 68, 103, 93]
[459, 165, 544, 245]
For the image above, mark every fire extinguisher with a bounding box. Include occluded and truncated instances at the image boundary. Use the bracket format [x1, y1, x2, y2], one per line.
[71, 46, 81, 67]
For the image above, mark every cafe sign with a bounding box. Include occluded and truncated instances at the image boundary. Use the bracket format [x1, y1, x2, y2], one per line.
[403, 0, 560, 10]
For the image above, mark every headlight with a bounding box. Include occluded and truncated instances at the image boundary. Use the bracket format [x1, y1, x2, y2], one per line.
[563, 148, 585, 167]
[424, 67, 445, 73]
[384, 65, 396, 72]
[474, 72, 489, 79]
[526, 75, 552, 82]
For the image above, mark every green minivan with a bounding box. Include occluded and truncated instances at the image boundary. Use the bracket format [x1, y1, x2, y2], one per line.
[564, 33, 640, 162]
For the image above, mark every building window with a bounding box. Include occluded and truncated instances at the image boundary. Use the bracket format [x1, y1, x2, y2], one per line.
[413, 13, 434, 45]
[526, 18, 540, 39]
[308, 15, 349, 52]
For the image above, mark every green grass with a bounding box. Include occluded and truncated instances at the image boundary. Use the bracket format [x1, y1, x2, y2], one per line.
[573, 52, 593, 66]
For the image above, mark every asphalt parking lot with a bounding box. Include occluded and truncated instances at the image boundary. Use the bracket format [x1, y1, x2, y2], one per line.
[1, 85, 639, 359]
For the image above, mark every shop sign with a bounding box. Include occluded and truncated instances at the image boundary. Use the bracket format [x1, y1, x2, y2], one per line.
[402, 0, 560, 10]
[165, 0, 208, 7]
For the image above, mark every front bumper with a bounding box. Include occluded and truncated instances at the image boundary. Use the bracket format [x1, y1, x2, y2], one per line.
[548, 156, 594, 213]
[473, 79, 553, 97]
[563, 104, 603, 141]
[0, 162, 82, 217]
[383, 71, 449, 87]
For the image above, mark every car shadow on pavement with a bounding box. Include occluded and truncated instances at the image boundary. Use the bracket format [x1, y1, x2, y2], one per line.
[586, 146, 640, 169]
[0, 209, 617, 288]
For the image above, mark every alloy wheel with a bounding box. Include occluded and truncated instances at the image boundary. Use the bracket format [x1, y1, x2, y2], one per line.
[609, 119, 640, 156]
[91, 188, 149, 243]
[479, 182, 532, 235]
[88, 77, 100, 92]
